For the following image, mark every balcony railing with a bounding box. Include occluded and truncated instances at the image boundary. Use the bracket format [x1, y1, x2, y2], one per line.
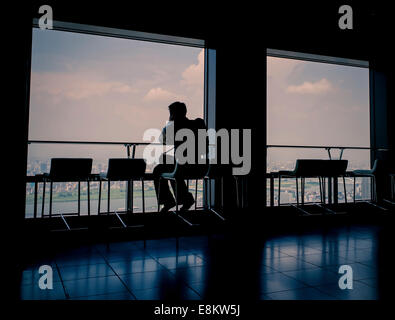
[265, 145, 385, 207]
[25, 141, 385, 217]
[25, 140, 204, 218]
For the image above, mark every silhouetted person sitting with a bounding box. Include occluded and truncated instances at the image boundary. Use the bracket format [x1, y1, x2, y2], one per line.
[153, 101, 206, 213]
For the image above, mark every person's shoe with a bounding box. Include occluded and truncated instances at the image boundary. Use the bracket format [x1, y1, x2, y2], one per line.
[160, 200, 176, 213]
[180, 195, 195, 212]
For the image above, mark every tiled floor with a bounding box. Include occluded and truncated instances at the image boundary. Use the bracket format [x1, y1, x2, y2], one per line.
[19, 224, 384, 300]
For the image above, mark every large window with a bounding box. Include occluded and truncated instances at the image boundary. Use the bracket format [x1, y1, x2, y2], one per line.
[267, 52, 371, 205]
[26, 26, 205, 217]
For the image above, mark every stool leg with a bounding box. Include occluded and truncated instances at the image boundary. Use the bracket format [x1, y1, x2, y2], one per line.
[107, 180, 111, 214]
[157, 177, 161, 212]
[241, 178, 244, 208]
[98, 180, 102, 215]
[372, 176, 376, 202]
[221, 177, 224, 208]
[130, 180, 134, 213]
[319, 177, 323, 204]
[41, 181, 46, 218]
[141, 179, 145, 214]
[205, 178, 209, 208]
[296, 177, 299, 206]
[353, 177, 356, 202]
[87, 180, 91, 216]
[34, 181, 37, 219]
[210, 178, 213, 209]
[343, 176, 347, 204]
[195, 179, 198, 211]
[235, 177, 239, 208]
[270, 176, 274, 207]
[278, 176, 281, 206]
[78, 181, 81, 216]
[49, 181, 53, 218]
[175, 179, 178, 215]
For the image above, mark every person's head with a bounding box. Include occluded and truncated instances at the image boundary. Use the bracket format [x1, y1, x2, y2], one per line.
[168, 101, 187, 121]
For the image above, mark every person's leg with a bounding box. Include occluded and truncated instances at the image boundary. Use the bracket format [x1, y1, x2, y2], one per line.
[153, 164, 175, 205]
[153, 155, 178, 212]
[170, 179, 195, 210]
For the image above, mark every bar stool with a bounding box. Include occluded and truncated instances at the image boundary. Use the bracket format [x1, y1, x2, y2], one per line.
[347, 159, 389, 211]
[40, 158, 93, 230]
[160, 161, 209, 226]
[347, 159, 379, 202]
[278, 159, 325, 207]
[98, 158, 146, 227]
[203, 164, 234, 220]
[320, 159, 348, 212]
[278, 159, 348, 214]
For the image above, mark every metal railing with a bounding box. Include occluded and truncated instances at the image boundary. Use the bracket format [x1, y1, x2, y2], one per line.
[267, 144, 376, 160]
[265, 145, 385, 207]
[25, 140, 205, 218]
[28, 140, 163, 159]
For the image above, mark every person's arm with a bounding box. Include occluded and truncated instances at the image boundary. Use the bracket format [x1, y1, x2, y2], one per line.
[159, 121, 175, 145]
[159, 126, 166, 145]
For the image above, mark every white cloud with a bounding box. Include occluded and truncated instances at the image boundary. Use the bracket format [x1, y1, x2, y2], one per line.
[143, 87, 183, 103]
[182, 49, 204, 87]
[31, 72, 136, 101]
[267, 56, 302, 79]
[286, 78, 334, 95]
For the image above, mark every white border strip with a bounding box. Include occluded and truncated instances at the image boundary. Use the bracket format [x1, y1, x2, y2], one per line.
[267, 48, 369, 68]
[32, 18, 205, 48]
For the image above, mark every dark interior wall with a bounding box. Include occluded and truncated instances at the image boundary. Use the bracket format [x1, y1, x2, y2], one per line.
[13, 2, 394, 220]
[4, 0, 393, 299]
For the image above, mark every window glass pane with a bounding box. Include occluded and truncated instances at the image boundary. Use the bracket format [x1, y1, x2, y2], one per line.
[267, 55, 370, 205]
[267, 56, 370, 147]
[29, 28, 204, 142]
[26, 28, 205, 217]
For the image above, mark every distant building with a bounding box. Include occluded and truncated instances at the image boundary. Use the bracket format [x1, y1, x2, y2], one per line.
[361, 178, 371, 199]
[40, 162, 48, 173]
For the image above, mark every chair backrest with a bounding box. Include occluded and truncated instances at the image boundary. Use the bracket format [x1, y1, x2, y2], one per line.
[293, 159, 326, 177]
[371, 159, 381, 174]
[293, 159, 348, 177]
[106, 158, 146, 180]
[321, 160, 348, 177]
[206, 164, 233, 178]
[49, 158, 93, 180]
[172, 162, 209, 179]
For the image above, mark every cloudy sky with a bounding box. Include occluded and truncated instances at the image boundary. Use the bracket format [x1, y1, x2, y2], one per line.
[28, 28, 371, 168]
[29, 29, 204, 140]
[28, 28, 204, 161]
[267, 56, 370, 167]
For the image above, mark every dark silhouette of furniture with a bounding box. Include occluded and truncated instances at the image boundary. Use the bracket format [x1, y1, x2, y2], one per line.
[347, 159, 379, 202]
[278, 159, 348, 214]
[98, 158, 146, 228]
[382, 173, 395, 206]
[26, 175, 44, 219]
[346, 159, 389, 211]
[38, 158, 94, 229]
[159, 161, 209, 226]
[321, 159, 349, 204]
[203, 164, 234, 221]
[390, 173, 395, 202]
